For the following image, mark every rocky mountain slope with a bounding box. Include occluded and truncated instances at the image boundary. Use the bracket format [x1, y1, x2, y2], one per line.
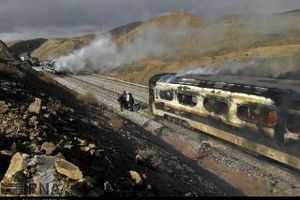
[0, 41, 15, 62]
[5, 34, 96, 62]
[106, 11, 300, 84]
[31, 34, 96, 61]
[8, 38, 48, 58]
[110, 21, 143, 42]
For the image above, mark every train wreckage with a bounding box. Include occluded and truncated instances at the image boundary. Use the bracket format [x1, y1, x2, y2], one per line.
[149, 73, 300, 169]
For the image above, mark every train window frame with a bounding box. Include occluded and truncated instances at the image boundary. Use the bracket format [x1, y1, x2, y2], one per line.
[155, 89, 159, 99]
[289, 100, 300, 110]
[237, 104, 277, 128]
[286, 113, 300, 134]
[159, 90, 174, 101]
[177, 92, 198, 107]
[203, 96, 229, 115]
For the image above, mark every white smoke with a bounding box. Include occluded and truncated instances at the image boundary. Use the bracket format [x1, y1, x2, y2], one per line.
[54, 12, 300, 76]
[54, 20, 205, 74]
[176, 62, 220, 76]
[54, 35, 121, 73]
[176, 58, 300, 79]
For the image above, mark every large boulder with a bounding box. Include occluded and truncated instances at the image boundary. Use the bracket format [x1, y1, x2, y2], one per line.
[55, 158, 83, 180]
[1, 152, 28, 184]
[28, 98, 42, 114]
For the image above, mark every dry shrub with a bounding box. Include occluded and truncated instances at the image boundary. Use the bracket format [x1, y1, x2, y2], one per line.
[39, 74, 54, 84]
[76, 92, 98, 106]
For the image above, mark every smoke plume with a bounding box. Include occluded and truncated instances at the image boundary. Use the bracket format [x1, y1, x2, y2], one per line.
[178, 57, 300, 79]
[54, 12, 300, 78]
[54, 35, 119, 73]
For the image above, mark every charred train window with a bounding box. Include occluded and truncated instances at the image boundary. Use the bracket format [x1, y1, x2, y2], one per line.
[237, 105, 277, 128]
[287, 113, 300, 134]
[159, 90, 173, 101]
[203, 97, 229, 115]
[177, 93, 197, 107]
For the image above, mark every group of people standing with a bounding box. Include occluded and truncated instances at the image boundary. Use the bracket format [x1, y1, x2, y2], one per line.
[117, 91, 135, 112]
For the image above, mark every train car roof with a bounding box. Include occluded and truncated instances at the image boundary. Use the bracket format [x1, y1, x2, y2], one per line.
[159, 74, 300, 98]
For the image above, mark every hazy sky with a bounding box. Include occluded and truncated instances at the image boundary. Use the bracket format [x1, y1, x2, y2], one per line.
[1, 0, 300, 41]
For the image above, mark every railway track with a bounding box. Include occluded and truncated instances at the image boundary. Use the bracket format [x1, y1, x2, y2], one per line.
[74, 74, 149, 103]
[49, 73, 300, 196]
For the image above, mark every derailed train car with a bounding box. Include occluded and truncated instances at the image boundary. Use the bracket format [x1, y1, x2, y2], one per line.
[149, 73, 300, 169]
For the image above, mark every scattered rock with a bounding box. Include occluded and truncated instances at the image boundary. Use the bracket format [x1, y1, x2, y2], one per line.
[68, 179, 91, 196]
[0, 101, 9, 114]
[90, 149, 104, 157]
[28, 98, 42, 114]
[81, 143, 97, 153]
[129, 170, 144, 186]
[43, 113, 50, 118]
[78, 138, 87, 146]
[22, 113, 29, 119]
[89, 149, 96, 155]
[64, 144, 73, 149]
[88, 143, 96, 149]
[81, 146, 91, 152]
[0, 149, 13, 156]
[104, 181, 113, 192]
[41, 142, 57, 155]
[91, 121, 100, 127]
[184, 192, 193, 197]
[29, 116, 39, 128]
[55, 158, 83, 180]
[147, 184, 152, 190]
[135, 154, 145, 164]
[13, 118, 24, 128]
[30, 143, 40, 153]
[1, 152, 28, 184]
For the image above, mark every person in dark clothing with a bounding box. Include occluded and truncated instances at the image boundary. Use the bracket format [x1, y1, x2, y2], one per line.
[122, 91, 128, 109]
[117, 94, 124, 111]
[128, 93, 134, 112]
[117, 91, 127, 111]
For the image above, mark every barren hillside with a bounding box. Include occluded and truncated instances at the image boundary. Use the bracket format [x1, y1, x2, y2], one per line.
[110, 21, 143, 42]
[7, 38, 48, 58]
[115, 11, 209, 48]
[106, 11, 300, 84]
[32, 33, 96, 61]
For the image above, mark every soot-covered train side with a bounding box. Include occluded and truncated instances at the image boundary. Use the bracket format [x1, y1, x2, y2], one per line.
[149, 73, 300, 169]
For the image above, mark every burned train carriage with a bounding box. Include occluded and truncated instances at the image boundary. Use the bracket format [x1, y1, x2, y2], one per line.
[149, 73, 300, 169]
